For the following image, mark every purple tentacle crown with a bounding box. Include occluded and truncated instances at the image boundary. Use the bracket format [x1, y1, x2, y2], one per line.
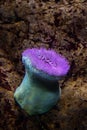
[22, 48, 70, 78]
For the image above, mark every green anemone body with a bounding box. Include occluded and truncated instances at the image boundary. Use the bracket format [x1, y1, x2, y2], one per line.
[14, 69, 61, 115]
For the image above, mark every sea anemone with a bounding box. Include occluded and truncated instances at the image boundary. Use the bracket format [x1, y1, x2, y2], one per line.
[14, 48, 70, 115]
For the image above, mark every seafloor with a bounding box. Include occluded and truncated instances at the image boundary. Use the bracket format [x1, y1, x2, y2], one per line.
[0, 0, 87, 130]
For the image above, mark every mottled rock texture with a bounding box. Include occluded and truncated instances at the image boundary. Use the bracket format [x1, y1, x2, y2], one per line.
[0, 0, 87, 130]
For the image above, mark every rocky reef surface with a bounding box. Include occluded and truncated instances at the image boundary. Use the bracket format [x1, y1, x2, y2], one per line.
[0, 0, 87, 130]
